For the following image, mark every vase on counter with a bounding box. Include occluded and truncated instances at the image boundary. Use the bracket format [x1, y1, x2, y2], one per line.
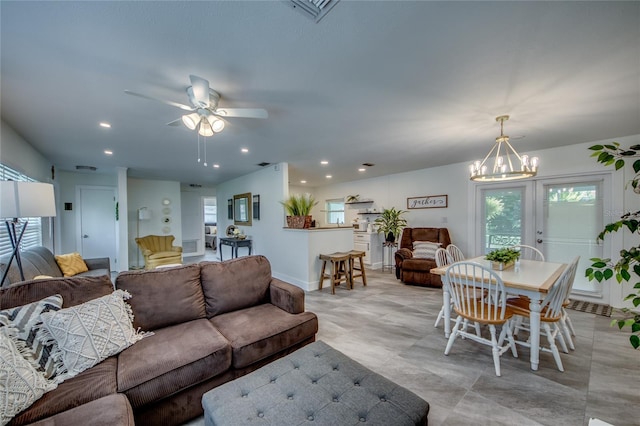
[286, 215, 312, 229]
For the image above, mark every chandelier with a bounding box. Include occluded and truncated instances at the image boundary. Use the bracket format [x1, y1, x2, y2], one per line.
[469, 115, 538, 182]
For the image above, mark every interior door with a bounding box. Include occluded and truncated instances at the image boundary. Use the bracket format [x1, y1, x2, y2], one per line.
[535, 176, 609, 302]
[76, 186, 117, 269]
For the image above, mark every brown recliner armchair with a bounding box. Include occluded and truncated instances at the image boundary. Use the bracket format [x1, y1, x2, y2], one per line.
[395, 227, 451, 287]
[135, 235, 183, 269]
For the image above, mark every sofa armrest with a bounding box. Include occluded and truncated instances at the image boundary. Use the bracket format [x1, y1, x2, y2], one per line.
[395, 248, 413, 265]
[269, 278, 305, 314]
[84, 257, 111, 271]
[171, 246, 183, 253]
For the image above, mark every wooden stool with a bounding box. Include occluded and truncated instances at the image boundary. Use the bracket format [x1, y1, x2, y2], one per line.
[319, 252, 352, 294]
[348, 250, 367, 287]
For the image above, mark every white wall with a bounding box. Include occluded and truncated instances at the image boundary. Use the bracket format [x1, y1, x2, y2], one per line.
[0, 120, 51, 183]
[128, 178, 182, 267]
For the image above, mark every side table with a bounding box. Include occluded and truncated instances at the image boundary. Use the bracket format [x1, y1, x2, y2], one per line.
[218, 237, 252, 261]
[382, 241, 397, 273]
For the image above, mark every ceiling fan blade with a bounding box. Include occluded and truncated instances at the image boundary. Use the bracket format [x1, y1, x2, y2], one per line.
[189, 75, 210, 108]
[215, 108, 268, 119]
[166, 118, 183, 127]
[124, 90, 194, 111]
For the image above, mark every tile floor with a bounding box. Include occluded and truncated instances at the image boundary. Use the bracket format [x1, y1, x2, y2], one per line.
[181, 261, 637, 426]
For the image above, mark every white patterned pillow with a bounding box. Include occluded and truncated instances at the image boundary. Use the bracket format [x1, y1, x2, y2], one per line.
[0, 295, 64, 380]
[0, 329, 57, 426]
[412, 241, 441, 259]
[39, 290, 149, 379]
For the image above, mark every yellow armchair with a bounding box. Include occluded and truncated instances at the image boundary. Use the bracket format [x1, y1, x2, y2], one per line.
[135, 235, 183, 269]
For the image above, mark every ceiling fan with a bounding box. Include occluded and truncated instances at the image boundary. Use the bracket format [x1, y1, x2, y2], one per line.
[125, 75, 268, 136]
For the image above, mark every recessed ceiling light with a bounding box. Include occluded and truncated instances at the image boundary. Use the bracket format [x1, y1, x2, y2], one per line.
[104, 150, 113, 155]
[213, 164, 220, 168]
[300, 180, 307, 184]
[320, 160, 329, 165]
[358, 168, 365, 172]
[326, 175, 332, 179]
[99, 122, 111, 128]
[241, 148, 249, 153]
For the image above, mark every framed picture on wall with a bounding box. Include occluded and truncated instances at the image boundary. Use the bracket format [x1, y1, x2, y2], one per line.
[227, 199, 233, 219]
[407, 194, 448, 209]
[253, 194, 260, 220]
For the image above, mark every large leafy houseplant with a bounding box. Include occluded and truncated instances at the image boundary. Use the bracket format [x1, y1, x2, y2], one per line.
[374, 207, 408, 242]
[280, 194, 318, 229]
[586, 142, 640, 349]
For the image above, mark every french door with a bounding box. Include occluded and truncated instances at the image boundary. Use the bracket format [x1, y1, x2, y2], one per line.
[476, 174, 610, 302]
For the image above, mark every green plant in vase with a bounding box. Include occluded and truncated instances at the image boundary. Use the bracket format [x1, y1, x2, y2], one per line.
[280, 193, 318, 229]
[485, 248, 520, 270]
[374, 207, 408, 242]
[585, 142, 640, 349]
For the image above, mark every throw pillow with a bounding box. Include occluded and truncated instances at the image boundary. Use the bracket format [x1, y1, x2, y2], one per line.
[0, 295, 64, 380]
[54, 252, 89, 277]
[0, 329, 57, 426]
[412, 241, 441, 259]
[39, 290, 149, 379]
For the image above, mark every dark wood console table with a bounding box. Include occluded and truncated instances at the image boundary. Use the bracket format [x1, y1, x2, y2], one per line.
[218, 237, 252, 261]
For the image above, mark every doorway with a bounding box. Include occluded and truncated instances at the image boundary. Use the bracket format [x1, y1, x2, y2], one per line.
[76, 186, 117, 270]
[476, 174, 610, 303]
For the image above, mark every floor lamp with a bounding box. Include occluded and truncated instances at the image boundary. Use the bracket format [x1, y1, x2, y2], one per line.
[136, 207, 150, 269]
[0, 181, 56, 286]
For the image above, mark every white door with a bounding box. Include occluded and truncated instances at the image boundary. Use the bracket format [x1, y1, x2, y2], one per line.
[76, 186, 117, 269]
[535, 176, 609, 302]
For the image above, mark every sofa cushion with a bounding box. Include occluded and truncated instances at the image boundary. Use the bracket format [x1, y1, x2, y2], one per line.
[402, 258, 437, 272]
[0, 247, 64, 285]
[54, 253, 89, 277]
[10, 356, 118, 425]
[0, 294, 64, 380]
[210, 304, 318, 369]
[27, 394, 134, 426]
[0, 330, 57, 426]
[115, 264, 205, 330]
[39, 290, 148, 379]
[201, 256, 272, 317]
[117, 319, 231, 408]
[0, 275, 114, 311]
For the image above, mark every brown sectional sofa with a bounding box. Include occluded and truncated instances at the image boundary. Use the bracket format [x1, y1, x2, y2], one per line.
[0, 255, 318, 426]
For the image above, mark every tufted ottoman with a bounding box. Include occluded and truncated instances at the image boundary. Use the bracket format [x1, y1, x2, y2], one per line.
[202, 340, 429, 425]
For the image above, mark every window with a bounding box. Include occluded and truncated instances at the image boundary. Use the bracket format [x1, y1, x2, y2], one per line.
[203, 197, 217, 224]
[325, 199, 344, 225]
[0, 165, 43, 256]
[481, 187, 524, 253]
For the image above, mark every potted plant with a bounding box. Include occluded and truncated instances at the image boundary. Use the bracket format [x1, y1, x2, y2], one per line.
[374, 207, 408, 242]
[485, 248, 520, 270]
[586, 142, 640, 349]
[280, 194, 318, 229]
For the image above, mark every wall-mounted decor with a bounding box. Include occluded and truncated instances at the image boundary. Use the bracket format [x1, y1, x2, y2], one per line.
[162, 216, 172, 224]
[234, 192, 252, 226]
[253, 194, 260, 220]
[227, 199, 233, 219]
[162, 198, 171, 206]
[407, 194, 448, 209]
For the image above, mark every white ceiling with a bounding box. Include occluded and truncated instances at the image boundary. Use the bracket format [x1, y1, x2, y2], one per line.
[1, 1, 638, 188]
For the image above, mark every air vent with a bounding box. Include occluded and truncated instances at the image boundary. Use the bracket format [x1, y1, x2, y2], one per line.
[75, 165, 97, 171]
[362, 163, 375, 167]
[286, 0, 340, 23]
[257, 162, 272, 167]
[189, 183, 202, 188]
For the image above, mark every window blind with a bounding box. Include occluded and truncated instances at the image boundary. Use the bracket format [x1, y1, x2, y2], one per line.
[0, 165, 43, 257]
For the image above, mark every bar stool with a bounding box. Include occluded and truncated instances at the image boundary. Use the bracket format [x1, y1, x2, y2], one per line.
[348, 250, 367, 287]
[319, 252, 352, 294]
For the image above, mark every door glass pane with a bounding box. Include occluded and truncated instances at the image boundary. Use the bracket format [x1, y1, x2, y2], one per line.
[543, 182, 602, 294]
[482, 188, 524, 254]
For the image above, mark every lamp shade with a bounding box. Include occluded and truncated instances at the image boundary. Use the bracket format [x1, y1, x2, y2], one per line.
[0, 181, 56, 219]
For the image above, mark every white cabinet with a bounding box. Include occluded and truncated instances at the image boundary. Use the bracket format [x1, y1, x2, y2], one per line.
[353, 232, 383, 268]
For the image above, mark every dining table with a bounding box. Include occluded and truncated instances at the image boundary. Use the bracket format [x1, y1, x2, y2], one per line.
[430, 256, 566, 371]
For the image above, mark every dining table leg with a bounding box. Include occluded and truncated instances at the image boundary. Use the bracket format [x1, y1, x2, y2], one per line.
[528, 298, 542, 371]
[443, 288, 451, 338]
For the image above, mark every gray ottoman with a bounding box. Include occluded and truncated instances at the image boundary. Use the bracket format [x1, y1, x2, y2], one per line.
[202, 340, 429, 425]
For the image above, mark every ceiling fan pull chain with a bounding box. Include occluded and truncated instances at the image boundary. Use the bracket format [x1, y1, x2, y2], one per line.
[197, 133, 201, 163]
[203, 135, 208, 167]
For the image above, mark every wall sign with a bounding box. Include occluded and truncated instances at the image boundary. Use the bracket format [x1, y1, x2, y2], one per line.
[407, 194, 448, 209]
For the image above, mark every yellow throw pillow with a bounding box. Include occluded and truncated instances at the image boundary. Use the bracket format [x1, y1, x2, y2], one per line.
[55, 252, 89, 277]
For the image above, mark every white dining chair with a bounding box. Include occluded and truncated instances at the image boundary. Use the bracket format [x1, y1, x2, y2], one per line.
[444, 262, 518, 377]
[433, 248, 453, 328]
[507, 256, 580, 372]
[446, 244, 465, 262]
[511, 244, 545, 261]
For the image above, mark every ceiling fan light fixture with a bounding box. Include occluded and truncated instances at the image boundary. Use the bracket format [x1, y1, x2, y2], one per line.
[182, 113, 200, 130]
[469, 115, 539, 182]
[198, 120, 214, 137]
[206, 115, 225, 133]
